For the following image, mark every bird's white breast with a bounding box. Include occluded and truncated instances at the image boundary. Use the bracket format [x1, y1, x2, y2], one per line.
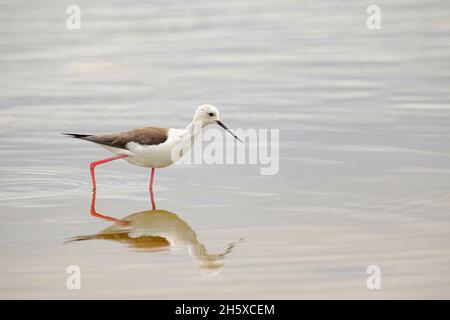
[122, 128, 187, 168]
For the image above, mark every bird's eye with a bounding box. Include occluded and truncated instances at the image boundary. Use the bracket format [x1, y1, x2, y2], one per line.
[209, 112, 214, 117]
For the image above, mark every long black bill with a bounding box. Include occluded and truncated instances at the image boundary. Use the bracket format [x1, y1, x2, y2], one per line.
[216, 120, 244, 143]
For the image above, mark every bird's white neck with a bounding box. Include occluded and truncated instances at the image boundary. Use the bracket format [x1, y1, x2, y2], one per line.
[181, 119, 206, 142]
[168, 119, 207, 164]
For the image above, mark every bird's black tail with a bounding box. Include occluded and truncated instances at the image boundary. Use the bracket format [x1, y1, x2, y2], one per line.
[61, 133, 93, 139]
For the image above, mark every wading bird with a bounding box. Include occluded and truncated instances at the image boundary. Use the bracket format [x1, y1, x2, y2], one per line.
[63, 104, 242, 209]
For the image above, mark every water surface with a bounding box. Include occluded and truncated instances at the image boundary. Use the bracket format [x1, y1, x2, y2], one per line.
[1, 0, 450, 299]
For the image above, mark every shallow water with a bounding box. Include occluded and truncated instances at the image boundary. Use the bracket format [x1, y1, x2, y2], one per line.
[1, 0, 450, 299]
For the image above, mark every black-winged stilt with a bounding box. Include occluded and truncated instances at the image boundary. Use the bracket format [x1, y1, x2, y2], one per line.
[63, 104, 242, 209]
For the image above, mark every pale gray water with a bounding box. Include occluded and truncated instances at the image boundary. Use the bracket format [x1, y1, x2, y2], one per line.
[1, 0, 450, 299]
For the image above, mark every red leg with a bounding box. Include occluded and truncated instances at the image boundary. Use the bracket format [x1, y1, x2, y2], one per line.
[89, 154, 128, 190]
[150, 167, 156, 210]
[90, 190, 128, 225]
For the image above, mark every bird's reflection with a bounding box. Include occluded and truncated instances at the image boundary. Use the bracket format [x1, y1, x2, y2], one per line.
[67, 192, 244, 277]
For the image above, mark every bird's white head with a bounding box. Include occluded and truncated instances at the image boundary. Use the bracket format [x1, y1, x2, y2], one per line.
[192, 104, 243, 143]
[193, 104, 221, 125]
